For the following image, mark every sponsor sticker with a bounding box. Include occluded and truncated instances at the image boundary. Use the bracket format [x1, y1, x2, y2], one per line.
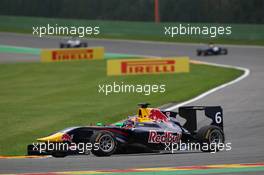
[148, 109, 169, 122]
[41, 47, 104, 62]
[107, 57, 189, 76]
[148, 130, 181, 143]
[61, 134, 73, 142]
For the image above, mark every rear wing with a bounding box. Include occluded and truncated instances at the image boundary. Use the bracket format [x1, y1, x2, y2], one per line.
[178, 106, 223, 133]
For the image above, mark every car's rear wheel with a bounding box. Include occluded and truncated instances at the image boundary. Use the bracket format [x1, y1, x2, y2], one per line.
[81, 43, 88, 47]
[197, 125, 224, 152]
[51, 152, 67, 158]
[202, 51, 208, 56]
[90, 131, 117, 156]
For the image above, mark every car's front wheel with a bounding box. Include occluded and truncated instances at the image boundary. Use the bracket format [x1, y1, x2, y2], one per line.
[90, 131, 117, 156]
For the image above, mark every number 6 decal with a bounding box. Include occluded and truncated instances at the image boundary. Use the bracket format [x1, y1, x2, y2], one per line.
[215, 112, 222, 124]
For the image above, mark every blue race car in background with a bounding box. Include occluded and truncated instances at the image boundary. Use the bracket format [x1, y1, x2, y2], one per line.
[197, 44, 228, 56]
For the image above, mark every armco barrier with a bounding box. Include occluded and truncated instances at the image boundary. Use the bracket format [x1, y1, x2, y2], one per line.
[40, 47, 104, 62]
[107, 57, 189, 76]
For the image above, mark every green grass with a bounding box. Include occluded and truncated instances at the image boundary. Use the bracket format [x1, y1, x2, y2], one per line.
[0, 44, 139, 59]
[0, 15, 264, 45]
[0, 60, 243, 155]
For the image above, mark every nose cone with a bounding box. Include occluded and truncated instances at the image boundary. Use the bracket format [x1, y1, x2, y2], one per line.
[37, 132, 64, 142]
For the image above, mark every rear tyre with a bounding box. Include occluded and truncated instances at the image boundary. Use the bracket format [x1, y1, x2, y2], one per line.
[90, 131, 117, 157]
[81, 43, 88, 47]
[51, 152, 67, 158]
[196, 125, 225, 152]
[202, 51, 207, 56]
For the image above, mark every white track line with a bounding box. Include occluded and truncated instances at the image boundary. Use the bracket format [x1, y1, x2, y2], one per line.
[165, 61, 250, 111]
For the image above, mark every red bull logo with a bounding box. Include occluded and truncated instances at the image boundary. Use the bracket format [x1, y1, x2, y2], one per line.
[61, 134, 73, 142]
[148, 130, 181, 143]
[148, 109, 169, 122]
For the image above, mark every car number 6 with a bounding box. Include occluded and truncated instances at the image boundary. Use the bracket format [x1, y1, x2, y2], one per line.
[215, 112, 222, 124]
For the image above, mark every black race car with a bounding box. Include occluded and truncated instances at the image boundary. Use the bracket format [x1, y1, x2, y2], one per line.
[60, 38, 88, 48]
[197, 45, 228, 56]
[27, 103, 225, 157]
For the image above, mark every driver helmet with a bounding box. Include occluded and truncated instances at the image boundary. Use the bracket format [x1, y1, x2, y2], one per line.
[123, 119, 135, 128]
[209, 42, 214, 48]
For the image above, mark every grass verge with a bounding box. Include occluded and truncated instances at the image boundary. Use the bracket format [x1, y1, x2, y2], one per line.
[0, 15, 264, 45]
[0, 60, 243, 155]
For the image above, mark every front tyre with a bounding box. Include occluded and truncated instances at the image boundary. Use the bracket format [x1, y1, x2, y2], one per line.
[197, 125, 225, 152]
[90, 131, 117, 156]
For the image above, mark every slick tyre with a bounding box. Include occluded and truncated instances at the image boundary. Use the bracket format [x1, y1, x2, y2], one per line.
[90, 131, 117, 157]
[81, 43, 88, 47]
[51, 152, 67, 158]
[197, 125, 225, 152]
[202, 51, 208, 56]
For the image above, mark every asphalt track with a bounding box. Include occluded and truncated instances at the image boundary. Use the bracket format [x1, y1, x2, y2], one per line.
[0, 33, 264, 174]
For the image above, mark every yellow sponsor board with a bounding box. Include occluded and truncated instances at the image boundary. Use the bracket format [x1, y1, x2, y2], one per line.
[107, 57, 189, 76]
[41, 47, 104, 62]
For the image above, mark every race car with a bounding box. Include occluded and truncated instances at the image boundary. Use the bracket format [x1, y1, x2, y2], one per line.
[60, 38, 88, 48]
[197, 44, 228, 56]
[27, 103, 224, 157]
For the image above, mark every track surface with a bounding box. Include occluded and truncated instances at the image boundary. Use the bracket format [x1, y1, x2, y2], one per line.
[0, 33, 264, 174]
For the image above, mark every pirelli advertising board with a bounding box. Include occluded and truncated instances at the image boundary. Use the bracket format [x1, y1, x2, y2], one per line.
[41, 47, 104, 62]
[107, 57, 189, 76]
